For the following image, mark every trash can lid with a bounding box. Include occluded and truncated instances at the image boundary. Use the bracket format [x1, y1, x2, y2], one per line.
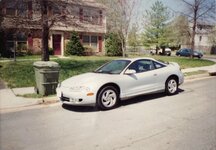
[33, 61, 60, 68]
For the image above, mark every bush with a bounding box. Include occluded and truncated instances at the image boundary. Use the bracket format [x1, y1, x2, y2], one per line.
[105, 33, 122, 56]
[65, 31, 84, 56]
[84, 46, 95, 56]
[49, 47, 54, 55]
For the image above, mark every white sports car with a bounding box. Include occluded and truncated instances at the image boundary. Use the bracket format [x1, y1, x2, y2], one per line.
[56, 57, 184, 110]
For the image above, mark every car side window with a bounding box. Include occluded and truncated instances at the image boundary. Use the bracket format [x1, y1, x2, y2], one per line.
[128, 60, 155, 73]
[153, 61, 166, 69]
[184, 49, 190, 53]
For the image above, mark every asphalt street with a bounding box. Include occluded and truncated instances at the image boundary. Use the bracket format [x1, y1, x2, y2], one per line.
[0, 77, 216, 150]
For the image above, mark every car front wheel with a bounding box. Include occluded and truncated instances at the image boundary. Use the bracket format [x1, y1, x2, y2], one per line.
[166, 78, 178, 95]
[97, 86, 119, 110]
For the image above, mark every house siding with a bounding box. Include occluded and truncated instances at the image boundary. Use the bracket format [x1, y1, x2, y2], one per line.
[181, 23, 215, 54]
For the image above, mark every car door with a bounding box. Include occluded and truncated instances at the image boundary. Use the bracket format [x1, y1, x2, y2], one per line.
[120, 59, 158, 98]
[182, 49, 191, 56]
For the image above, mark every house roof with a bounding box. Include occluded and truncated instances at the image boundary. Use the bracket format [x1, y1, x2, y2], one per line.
[0, 0, 107, 9]
[59, 0, 106, 9]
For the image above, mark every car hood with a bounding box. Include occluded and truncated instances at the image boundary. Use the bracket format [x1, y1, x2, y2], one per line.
[61, 72, 114, 88]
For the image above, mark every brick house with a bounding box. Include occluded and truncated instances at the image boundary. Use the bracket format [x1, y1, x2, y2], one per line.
[0, 0, 106, 56]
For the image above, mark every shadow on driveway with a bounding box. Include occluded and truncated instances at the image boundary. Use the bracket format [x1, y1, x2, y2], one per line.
[62, 104, 98, 112]
[62, 88, 184, 113]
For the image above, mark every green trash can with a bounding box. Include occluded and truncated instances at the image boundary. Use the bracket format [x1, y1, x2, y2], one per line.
[33, 61, 60, 96]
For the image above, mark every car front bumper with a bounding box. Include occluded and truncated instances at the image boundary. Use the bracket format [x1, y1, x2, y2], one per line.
[56, 87, 96, 106]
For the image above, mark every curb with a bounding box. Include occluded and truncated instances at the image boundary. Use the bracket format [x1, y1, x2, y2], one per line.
[39, 96, 59, 104]
[0, 97, 59, 113]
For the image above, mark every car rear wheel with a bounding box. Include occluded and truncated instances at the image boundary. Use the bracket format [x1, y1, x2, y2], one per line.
[166, 78, 178, 95]
[97, 86, 119, 110]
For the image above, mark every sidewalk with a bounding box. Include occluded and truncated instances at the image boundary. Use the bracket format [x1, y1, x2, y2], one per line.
[0, 61, 216, 111]
[182, 63, 216, 73]
[0, 81, 58, 111]
[0, 87, 41, 109]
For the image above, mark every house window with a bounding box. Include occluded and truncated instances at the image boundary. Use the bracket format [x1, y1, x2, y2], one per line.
[91, 36, 98, 48]
[82, 35, 98, 49]
[79, 8, 83, 22]
[17, 2, 28, 17]
[199, 36, 202, 42]
[53, 5, 61, 15]
[16, 32, 27, 52]
[5, 1, 29, 17]
[99, 10, 103, 25]
[83, 35, 90, 46]
[6, 1, 16, 16]
[6, 31, 27, 53]
[92, 15, 99, 24]
[81, 9, 102, 25]
[83, 9, 91, 22]
[28, 1, 32, 18]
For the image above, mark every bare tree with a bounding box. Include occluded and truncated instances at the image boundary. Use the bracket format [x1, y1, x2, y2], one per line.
[97, 0, 138, 57]
[128, 23, 139, 50]
[167, 15, 191, 47]
[180, 0, 215, 57]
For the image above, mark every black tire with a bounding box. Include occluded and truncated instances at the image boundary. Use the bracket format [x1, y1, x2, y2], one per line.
[97, 86, 119, 110]
[165, 77, 178, 95]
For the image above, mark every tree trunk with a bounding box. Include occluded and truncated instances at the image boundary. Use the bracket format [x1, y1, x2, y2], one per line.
[191, 4, 198, 59]
[162, 47, 165, 55]
[156, 45, 159, 55]
[122, 39, 126, 57]
[191, 22, 196, 58]
[41, 0, 49, 61]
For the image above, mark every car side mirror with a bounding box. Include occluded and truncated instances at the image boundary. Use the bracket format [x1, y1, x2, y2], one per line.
[125, 69, 136, 75]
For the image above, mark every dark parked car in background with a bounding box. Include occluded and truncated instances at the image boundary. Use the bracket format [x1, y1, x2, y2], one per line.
[176, 48, 203, 58]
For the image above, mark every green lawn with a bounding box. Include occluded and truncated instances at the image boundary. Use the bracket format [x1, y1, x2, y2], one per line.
[150, 55, 214, 69]
[0, 56, 214, 88]
[0, 55, 58, 61]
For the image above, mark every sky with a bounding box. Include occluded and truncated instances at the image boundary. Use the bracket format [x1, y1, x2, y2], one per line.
[138, 0, 184, 13]
[133, 0, 216, 32]
[135, 0, 185, 23]
[132, 0, 185, 31]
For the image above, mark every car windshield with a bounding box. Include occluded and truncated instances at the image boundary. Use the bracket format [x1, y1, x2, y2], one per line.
[95, 60, 131, 74]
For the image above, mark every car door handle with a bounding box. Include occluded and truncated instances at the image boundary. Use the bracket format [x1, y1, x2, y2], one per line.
[153, 74, 157, 76]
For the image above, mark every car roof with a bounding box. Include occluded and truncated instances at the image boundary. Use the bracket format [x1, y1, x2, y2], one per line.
[116, 57, 156, 62]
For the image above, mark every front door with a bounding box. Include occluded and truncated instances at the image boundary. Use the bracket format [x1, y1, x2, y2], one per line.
[53, 34, 61, 55]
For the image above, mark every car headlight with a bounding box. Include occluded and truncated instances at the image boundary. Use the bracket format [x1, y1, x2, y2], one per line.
[70, 86, 91, 92]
